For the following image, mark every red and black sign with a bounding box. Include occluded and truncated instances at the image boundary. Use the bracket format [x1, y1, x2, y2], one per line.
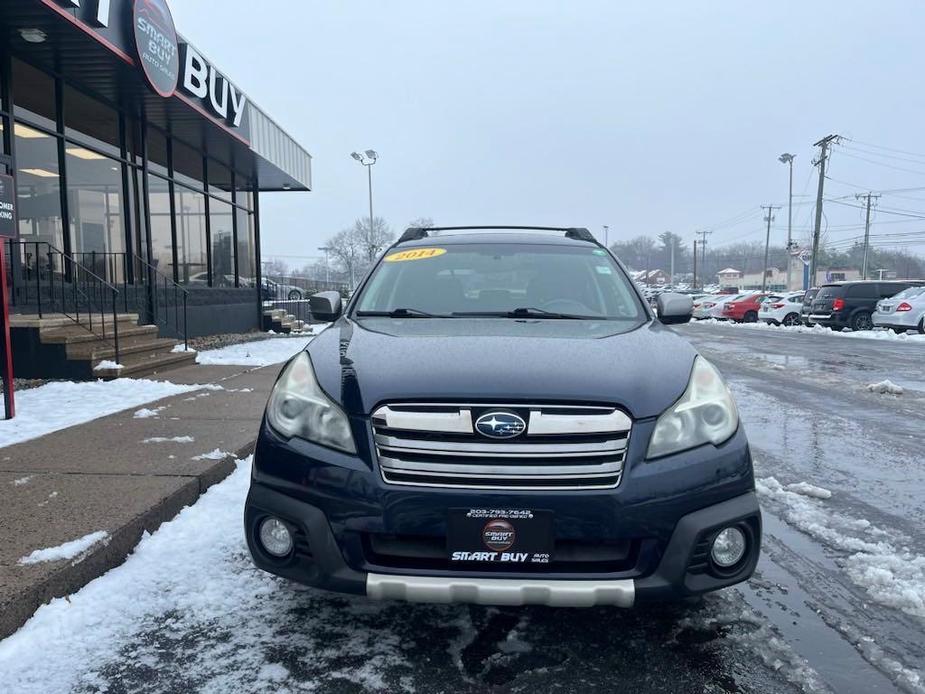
[0, 174, 16, 239]
[132, 0, 180, 97]
[448, 509, 552, 564]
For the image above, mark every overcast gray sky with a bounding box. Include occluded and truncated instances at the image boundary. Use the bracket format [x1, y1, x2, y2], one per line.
[171, 1, 925, 265]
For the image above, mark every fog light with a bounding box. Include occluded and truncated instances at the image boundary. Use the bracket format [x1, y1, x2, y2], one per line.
[711, 526, 746, 568]
[259, 517, 293, 557]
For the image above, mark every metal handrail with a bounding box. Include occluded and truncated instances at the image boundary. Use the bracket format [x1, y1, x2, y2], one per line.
[5, 239, 121, 365]
[132, 254, 189, 351]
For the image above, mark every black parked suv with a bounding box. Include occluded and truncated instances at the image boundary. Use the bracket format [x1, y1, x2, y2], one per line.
[810, 280, 925, 331]
[245, 226, 761, 607]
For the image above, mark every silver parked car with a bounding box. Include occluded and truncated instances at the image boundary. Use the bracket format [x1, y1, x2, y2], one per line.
[873, 286, 925, 333]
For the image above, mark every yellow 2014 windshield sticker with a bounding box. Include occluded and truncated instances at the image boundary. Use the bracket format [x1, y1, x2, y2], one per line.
[384, 248, 447, 262]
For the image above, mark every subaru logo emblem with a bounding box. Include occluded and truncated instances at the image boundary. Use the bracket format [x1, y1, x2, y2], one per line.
[475, 411, 526, 439]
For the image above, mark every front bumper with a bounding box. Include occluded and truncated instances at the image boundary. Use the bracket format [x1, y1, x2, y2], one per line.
[245, 423, 761, 606]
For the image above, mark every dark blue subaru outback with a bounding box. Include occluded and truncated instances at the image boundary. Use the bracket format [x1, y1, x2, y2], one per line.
[245, 226, 760, 607]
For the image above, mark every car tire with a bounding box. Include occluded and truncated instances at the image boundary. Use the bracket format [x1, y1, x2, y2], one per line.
[288, 289, 302, 301]
[782, 313, 800, 327]
[851, 311, 873, 331]
[919, 317, 925, 335]
[744, 311, 758, 323]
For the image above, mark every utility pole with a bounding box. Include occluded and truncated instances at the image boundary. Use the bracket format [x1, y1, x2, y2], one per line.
[810, 134, 839, 288]
[761, 205, 781, 292]
[693, 239, 699, 290]
[779, 153, 795, 289]
[696, 230, 712, 288]
[668, 232, 675, 286]
[602, 225, 609, 248]
[855, 192, 879, 280]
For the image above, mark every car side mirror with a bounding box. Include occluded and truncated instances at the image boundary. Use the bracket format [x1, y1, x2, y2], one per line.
[656, 292, 693, 325]
[310, 291, 343, 322]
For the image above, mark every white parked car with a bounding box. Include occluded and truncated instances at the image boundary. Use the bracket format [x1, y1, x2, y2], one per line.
[759, 291, 806, 326]
[697, 294, 742, 320]
[873, 286, 925, 333]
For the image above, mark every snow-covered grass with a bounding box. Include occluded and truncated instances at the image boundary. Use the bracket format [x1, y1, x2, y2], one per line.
[866, 379, 905, 395]
[18, 531, 109, 566]
[0, 380, 205, 449]
[692, 319, 925, 343]
[757, 476, 925, 618]
[194, 325, 329, 367]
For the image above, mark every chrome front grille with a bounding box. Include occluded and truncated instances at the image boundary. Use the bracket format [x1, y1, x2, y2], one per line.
[371, 403, 632, 490]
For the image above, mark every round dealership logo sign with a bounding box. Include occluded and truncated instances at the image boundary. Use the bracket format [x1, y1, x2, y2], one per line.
[475, 411, 526, 439]
[133, 0, 180, 97]
[482, 520, 516, 551]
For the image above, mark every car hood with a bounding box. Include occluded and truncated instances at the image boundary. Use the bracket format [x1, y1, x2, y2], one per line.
[306, 318, 696, 419]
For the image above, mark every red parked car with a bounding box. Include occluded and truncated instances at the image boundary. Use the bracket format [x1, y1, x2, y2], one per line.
[722, 292, 773, 322]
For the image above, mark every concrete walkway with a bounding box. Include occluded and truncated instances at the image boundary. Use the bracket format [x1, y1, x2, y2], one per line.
[0, 361, 282, 640]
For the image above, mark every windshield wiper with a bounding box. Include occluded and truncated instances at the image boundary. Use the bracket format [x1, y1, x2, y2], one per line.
[452, 307, 599, 320]
[355, 307, 446, 318]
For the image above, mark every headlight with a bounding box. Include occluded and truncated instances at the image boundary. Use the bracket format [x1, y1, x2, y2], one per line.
[266, 352, 357, 454]
[647, 357, 739, 459]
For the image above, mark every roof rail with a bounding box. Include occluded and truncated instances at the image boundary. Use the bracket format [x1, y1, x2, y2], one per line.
[397, 226, 600, 245]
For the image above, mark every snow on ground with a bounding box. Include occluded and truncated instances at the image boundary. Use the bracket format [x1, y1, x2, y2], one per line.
[191, 448, 230, 461]
[757, 476, 925, 618]
[194, 325, 329, 367]
[18, 531, 109, 566]
[0, 458, 413, 693]
[786, 481, 833, 500]
[133, 406, 165, 419]
[693, 319, 925, 343]
[0, 380, 206, 449]
[142, 436, 194, 444]
[867, 379, 905, 395]
[93, 360, 124, 372]
[11, 476, 33, 486]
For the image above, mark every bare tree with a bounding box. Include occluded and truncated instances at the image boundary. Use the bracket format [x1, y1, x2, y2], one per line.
[262, 257, 289, 278]
[326, 227, 364, 286]
[407, 217, 435, 229]
[352, 216, 394, 262]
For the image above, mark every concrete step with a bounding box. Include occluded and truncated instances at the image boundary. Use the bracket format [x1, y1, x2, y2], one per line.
[10, 313, 140, 330]
[66, 337, 181, 362]
[40, 324, 156, 345]
[91, 348, 197, 379]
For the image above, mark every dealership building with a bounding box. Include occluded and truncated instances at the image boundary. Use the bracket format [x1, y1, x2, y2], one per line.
[0, 0, 312, 348]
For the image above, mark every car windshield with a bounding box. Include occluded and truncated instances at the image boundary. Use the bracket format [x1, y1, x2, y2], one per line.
[354, 243, 646, 321]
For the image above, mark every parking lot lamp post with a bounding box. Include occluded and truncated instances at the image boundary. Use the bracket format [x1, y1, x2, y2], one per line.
[350, 150, 378, 248]
[779, 153, 795, 289]
[318, 246, 331, 285]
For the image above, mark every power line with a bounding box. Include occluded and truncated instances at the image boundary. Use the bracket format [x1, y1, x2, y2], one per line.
[842, 137, 925, 161]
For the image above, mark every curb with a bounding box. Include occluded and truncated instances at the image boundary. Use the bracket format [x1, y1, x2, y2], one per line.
[0, 441, 255, 641]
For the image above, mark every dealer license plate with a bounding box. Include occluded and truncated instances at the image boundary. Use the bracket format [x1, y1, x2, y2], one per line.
[447, 508, 552, 564]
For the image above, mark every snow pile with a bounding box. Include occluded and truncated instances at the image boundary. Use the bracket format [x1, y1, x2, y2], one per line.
[0, 380, 202, 448]
[11, 476, 33, 486]
[192, 448, 230, 461]
[693, 319, 925, 343]
[142, 436, 194, 444]
[171, 344, 196, 354]
[93, 360, 124, 372]
[133, 406, 165, 419]
[194, 326, 328, 367]
[757, 476, 925, 618]
[18, 531, 109, 566]
[785, 481, 833, 500]
[866, 380, 904, 395]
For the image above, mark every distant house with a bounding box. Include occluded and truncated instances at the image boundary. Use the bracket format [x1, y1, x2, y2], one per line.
[716, 268, 743, 285]
[741, 267, 787, 291]
[816, 268, 861, 284]
[631, 269, 669, 285]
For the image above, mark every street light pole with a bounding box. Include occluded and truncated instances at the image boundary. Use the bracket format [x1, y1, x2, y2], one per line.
[318, 246, 331, 284]
[351, 150, 379, 260]
[779, 153, 795, 290]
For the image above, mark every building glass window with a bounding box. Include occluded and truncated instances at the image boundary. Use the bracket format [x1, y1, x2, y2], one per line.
[172, 140, 204, 190]
[236, 206, 256, 285]
[174, 185, 207, 284]
[11, 59, 57, 130]
[66, 147, 125, 282]
[146, 126, 169, 176]
[209, 199, 235, 287]
[208, 160, 233, 202]
[147, 174, 174, 277]
[63, 85, 120, 157]
[14, 122, 65, 264]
